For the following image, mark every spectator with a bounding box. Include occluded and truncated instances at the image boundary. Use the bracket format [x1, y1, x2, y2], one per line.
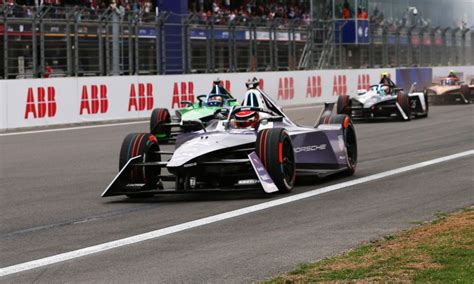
[44, 63, 53, 78]
[342, 0, 351, 19]
[362, 8, 368, 19]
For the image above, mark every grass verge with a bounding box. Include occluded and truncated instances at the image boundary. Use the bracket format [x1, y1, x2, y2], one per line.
[263, 206, 474, 283]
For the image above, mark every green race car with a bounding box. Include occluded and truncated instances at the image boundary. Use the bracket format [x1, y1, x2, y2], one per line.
[150, 80, 239, 143]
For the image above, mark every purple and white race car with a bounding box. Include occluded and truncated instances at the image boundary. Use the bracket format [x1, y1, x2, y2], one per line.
[102, 80, 358, 198]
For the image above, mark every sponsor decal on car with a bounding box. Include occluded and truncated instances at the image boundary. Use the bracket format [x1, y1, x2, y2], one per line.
[294, 144, 327, 153]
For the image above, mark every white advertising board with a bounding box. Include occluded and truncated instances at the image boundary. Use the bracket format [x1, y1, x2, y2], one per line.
[0, 80, 6, 131]
[1, 66, 471, 131]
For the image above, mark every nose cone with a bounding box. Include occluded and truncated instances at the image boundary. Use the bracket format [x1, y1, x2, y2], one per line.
[166, 132, 256, 168]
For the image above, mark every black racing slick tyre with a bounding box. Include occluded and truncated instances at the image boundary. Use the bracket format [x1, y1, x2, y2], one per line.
[150, 108, 172, 141]
[324, 115, 357, 175]
[337, 95, 351, 115]
[119, 133, 161, 198]
[256, 128, 296, 193]
[397, 93, 411, 121]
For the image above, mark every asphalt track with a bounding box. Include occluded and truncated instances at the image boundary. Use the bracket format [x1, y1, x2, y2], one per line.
[0, 104, 473, 283]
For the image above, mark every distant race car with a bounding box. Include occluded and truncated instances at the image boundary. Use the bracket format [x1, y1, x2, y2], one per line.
[102, 80, 357, 198]
[336, 83, 429, 121]
[150, 80, 239, 142]
[425, 77, 474, 104]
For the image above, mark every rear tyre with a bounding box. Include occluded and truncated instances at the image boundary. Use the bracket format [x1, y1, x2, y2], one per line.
[397, 93, 411, 121]
[337, 95, 351, 115]
[119, 133, 161, 198]
[326, 115, 357, 175]
[256, 128, 295, 193]
[150, 108, 172, 142]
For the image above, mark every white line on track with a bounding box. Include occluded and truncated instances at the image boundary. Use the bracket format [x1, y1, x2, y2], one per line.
[0, 104, 322, 137]
[0, 121, 147, 137]
[1, 149, 472, 277]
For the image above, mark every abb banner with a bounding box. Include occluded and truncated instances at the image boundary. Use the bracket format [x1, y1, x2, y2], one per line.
[0, 66, 472, 131]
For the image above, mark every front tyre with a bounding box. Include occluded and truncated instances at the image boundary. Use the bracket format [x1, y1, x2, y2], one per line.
[150, 108, 172, 142]
[119, 133, 161, 198]
[256, 128, 296, 193]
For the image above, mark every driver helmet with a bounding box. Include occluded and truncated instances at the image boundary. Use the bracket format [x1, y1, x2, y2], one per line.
[448, 70, 459, 81]
[231, 110, 259, 129]
[207, 96, 223, 107]
[381, 85, 391, 95]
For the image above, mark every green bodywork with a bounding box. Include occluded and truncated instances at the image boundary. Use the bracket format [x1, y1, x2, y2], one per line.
[177, 100, 240, 121]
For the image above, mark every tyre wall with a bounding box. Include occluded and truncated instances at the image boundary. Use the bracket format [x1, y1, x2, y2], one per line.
[0, 66, 472, 131]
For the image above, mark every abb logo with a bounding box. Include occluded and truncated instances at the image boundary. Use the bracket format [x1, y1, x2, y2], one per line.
[306, 76, 322, 97]
[24, 87, 57, 119]
[357, 74, 370, 90]
[129, 83, 154, 111]
[332, 75, 347, 96]
[80, 85, 108, 115]
[277, 77, 294, 100]
[172, 82, 195, 109]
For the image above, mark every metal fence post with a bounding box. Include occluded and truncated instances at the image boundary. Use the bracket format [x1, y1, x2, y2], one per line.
[181, 16, 189, 74]
[227, 20, 233, 72]
[134, 14, 139, 75]
[39, 12, 45, 77]
[128, 12, 134, 75]
[160, 13, 167, 74]
[249, 21, 257, 71]
[74, 10, 80, 76]
[32, 9, 38, 77]
[210, 16, 215, 72]
[155, 14, 160, 74]
[65, 11, 72, 76]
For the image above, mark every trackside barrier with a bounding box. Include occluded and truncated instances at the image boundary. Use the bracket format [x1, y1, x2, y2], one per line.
[0, 81, 6, 131]
[0, 66, 472, 131]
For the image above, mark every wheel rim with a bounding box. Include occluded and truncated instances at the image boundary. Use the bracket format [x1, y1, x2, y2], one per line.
[281, 135, 296, 186]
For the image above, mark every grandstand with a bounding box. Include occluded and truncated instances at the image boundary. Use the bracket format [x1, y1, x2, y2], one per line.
[0, 0, 472, 78]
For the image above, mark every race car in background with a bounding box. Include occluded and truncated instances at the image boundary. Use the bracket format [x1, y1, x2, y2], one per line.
[425, 77, 473, 104]
[150, 80, 239, 142]
[102, 80, 357, 198]
[336, 83, 429, 121]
